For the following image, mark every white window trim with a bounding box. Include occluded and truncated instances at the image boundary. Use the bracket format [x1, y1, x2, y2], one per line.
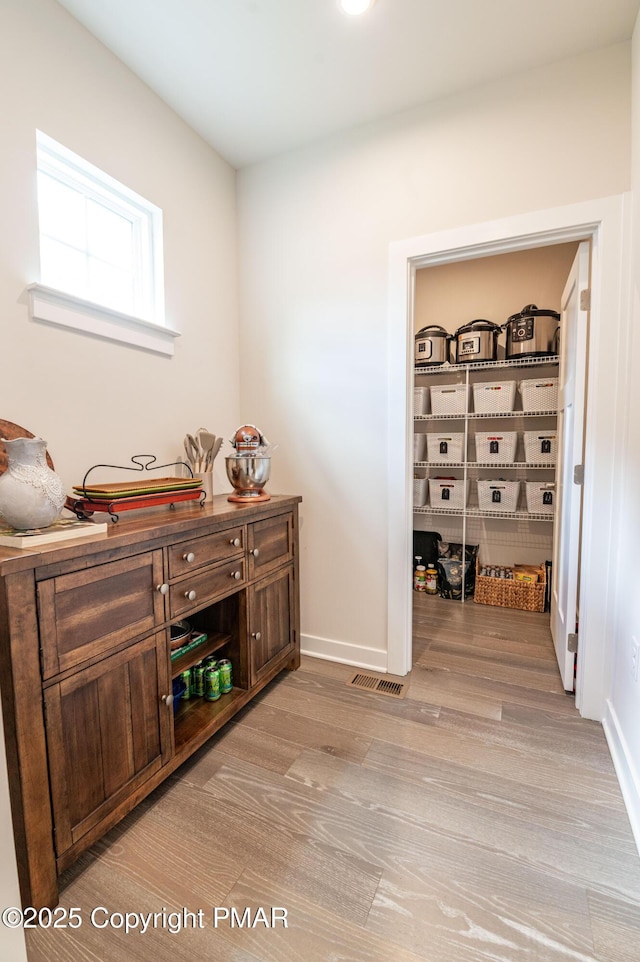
[33, 131, 176, 354]
[28, 283, 181, 357]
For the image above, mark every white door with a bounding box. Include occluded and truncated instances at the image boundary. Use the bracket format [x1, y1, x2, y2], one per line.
[551, 241, 590, 691]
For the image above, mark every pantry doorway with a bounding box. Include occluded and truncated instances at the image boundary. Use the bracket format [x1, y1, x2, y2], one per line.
[386, 195, 628, 721]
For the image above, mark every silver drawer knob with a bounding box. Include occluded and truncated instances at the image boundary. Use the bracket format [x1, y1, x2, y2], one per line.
[156, 583, 169, 595]
[250, 548, 259, 558]
[184, 589, 197, 601]
[183, 552, 195, 563]
[229, 537, 241, 547]
[230, 570, 241, 580]
[161, 693, 174, 707]
[252, 631, 261, 641]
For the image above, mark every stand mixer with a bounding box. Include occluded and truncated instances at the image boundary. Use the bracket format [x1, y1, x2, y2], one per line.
[225, 424, 272, 503]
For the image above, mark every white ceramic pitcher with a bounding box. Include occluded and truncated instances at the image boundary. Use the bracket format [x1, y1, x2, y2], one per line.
[0, 437, 66, 530]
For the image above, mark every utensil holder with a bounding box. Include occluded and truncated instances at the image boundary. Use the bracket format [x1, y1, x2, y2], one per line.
[201, 471, 213, 502]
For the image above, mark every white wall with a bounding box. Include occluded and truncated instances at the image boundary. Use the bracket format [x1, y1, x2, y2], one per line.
[603, 13, 640, 850]
[237, 43, 631, 669]
[0, 0, 240, 493]
[0, 0, 240, 946]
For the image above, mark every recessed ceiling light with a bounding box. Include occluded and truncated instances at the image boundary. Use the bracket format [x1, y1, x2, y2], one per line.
[338, 0, 376, 15]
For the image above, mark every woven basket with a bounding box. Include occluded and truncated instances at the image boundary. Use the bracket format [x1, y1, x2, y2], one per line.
[472, 380, 516, 414]
[474, 430, 518, 464]
[426, 432, 464, 463]
[413, 387, 429, 416]
[430, 383, 469, 416]
[473, 560, 546, 612]
[413, 477, 428, 506]
[519, 377, 558, 413]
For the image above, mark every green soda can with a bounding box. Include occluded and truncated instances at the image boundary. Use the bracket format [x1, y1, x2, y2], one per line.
[180, 669, 191, 700]
[193, 662, 205, 697]
[204, 665, 221, 701]
[203, 656, 218, 670]
[218, 659, 233, 693]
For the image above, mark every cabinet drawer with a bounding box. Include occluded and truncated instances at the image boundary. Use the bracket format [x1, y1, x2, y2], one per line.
[169, 558, 245, 618]
[39, 551, 165, 679]
[167, 525, 244, 579]
[247, 513, 294, 580]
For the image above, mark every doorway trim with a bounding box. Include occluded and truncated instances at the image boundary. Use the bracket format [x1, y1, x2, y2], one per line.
[387, 195, 629, 720]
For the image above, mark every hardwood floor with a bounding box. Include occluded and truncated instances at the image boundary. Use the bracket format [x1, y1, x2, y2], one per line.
[26, 595, 640, 961]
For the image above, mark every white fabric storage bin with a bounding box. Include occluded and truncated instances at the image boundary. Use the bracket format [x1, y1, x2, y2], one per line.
[426, 433, 464, 463]
[525, 482, 555, 514]
[428, 479, 469, 509]
[524, 430, 557, 464]
[413, 477, 428, 506]
[413, 386, 429, 416]
[474, 431, 517, 463]
[519, 377, 558, 412]
[430, 383, 469, 416]
[413, 433, 426, 463]
[477, 480, 520, 512]
[472, 380, 516, 414]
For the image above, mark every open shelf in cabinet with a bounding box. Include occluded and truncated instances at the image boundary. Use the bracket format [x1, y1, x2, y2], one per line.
[173, 687, 247, 754]
[170, 631, 232, 678]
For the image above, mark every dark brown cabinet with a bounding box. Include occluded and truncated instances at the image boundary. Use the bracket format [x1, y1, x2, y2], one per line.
[248, 565, 296, 686]
[0, 494, 301, 908]
[38, 550, 165, 678]
[247, 512, 294, 579]
[44, 631, 172, 858]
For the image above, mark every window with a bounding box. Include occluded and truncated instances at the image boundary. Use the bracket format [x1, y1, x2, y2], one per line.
[29, 131, 179, 356]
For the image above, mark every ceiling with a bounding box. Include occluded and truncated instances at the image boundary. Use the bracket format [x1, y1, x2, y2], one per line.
[55, 0, 640, 169]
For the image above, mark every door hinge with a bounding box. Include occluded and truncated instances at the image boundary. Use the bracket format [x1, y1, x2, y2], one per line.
[580, 289, 591, 311]
[568, 633, 578, 654]
[573, 464, 584, 485]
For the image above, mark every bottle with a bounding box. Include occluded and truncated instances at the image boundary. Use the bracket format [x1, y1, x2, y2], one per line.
[414, 556, 426, 591]
[425, 564, 438, 594]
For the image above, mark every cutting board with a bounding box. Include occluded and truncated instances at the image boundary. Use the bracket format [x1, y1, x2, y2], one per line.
[0, 420, 56, 475]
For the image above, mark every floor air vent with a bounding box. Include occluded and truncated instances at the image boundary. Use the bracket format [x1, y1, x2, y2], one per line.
[346, 672, 407, 699]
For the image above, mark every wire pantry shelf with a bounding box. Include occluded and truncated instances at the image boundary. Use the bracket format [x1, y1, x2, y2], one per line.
[413, 461, 556, 469]
[415, 409, 557, 420]
[415, 355, 559, 374]
[413, 506, 554, 522]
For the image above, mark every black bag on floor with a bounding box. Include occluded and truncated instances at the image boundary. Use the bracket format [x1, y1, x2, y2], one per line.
[413, 530, 441, 569]
[436, 541, 478, 599]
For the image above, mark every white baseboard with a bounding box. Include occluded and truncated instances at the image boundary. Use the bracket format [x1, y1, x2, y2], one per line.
[300, 633, 388, 673]
[603, 699, 640, 857]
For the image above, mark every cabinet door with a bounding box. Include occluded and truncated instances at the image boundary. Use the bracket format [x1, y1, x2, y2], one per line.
[38, 550, 165, 678]
[44, 632, 172, 857]
[248, 566, 295, 686]
[247, 512, 293, 580]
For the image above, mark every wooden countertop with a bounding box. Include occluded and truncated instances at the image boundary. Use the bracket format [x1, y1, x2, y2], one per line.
[0, 493, 302, 576]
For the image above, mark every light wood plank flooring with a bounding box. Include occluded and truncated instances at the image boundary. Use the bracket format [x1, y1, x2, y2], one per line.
[27, 595, 640, 961]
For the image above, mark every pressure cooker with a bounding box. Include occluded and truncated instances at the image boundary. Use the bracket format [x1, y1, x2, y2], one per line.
[452, 319, 501, 364]
[414, 325, 451, 366]
[503, 304, 560, 359]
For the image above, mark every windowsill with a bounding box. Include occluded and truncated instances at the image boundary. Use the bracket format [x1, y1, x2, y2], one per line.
[27, 284, 181, 357]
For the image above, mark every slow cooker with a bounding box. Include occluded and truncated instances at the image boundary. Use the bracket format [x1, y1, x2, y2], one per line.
[504, 304, 560, 359]
[453, 319, 501, 364]
[414, 325, 451, 366]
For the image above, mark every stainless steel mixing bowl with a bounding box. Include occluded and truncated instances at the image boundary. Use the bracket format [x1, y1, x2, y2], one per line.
[225, 455, 271, 496]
